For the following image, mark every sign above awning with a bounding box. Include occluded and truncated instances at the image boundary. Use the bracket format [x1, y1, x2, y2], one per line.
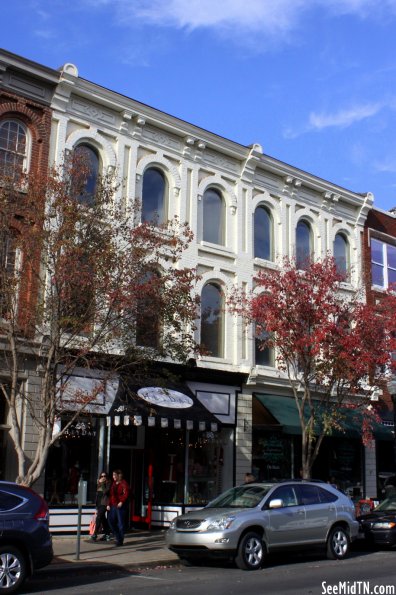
[109, 381, 220, 432]
[57, 367, 118, 415]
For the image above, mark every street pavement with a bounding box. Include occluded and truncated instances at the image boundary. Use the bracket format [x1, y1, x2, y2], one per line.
[50, 529, 180, 573]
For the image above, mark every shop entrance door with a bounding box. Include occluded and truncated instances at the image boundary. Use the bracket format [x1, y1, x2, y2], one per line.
[109, 447, 147, 529]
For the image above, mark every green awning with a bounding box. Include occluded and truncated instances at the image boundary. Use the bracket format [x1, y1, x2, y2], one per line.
[254, 394, 394, 441]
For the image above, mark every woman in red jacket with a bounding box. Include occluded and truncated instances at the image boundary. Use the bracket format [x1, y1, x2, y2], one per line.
[107, 469, 130, 546]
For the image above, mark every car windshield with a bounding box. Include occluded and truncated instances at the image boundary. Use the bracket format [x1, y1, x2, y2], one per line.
[206, 484, 273, 509]
[374, 497, 396, 512]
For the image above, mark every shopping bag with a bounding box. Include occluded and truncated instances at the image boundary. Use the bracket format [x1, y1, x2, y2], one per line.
[89, 513, 96, 535]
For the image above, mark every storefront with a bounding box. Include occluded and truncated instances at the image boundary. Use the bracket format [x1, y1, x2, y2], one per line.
[252, 393, 392, 500]
[45, 367, 238, 531]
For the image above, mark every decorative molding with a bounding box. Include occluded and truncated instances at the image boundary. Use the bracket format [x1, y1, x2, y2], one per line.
[142, 124, 181, 150]
[203, 150, 238, 173]
[322, 191, 340, 212]
[135, 152, 182, 195]
[70, 98, 116, 126]
[241, 143, 263, 183]
[65, 128, 117, 170]
[282, 175, 302, 197]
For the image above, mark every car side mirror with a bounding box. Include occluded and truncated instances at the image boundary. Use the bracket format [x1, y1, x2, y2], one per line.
[268, 498, 283, 509]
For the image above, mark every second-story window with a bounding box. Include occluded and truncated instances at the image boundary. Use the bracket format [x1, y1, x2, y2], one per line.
[203, 188, 225, 245]
[73, 144, 100, 206]
[334, 233, 350, 280]
[254, 206, 273, 260]
[296, 220, 312, 270]
[136, 270, 161, 349]
[0, 232, 17, 318]
[142, 168, 167, 224]
[255, 326, 274, 367]
[371, 238, 396, 290]
[0, 120, 28, 180]
[200, 283, 224, 358]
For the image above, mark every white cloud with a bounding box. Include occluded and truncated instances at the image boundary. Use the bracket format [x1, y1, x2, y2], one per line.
[308, 102, 383, 130]
[374, 157, 396, 173]
[90, 0, 396, 34]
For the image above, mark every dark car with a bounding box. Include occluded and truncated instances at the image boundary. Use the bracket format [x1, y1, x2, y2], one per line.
[358, 496, 396, 547]
[0, 481, 53, 593]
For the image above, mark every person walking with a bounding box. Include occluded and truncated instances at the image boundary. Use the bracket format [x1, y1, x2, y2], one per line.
[91, 471, 111, 542]
[107, 469, 130, 547]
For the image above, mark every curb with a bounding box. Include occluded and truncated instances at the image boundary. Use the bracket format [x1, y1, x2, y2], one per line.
[47, 557, 180, 574]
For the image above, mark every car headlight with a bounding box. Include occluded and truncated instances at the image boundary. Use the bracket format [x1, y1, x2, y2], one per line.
[207, 516, 236, 531]
[169, 519, 177, 530]
[372, 521, 396, 529]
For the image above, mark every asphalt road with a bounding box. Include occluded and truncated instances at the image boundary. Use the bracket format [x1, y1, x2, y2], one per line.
[23, 547, 396, 595]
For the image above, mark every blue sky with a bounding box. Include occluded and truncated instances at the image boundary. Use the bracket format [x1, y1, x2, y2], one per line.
[2, 0, 396, 211]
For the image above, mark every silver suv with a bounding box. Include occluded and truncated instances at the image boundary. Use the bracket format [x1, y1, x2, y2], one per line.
[166, 480, 359, 570]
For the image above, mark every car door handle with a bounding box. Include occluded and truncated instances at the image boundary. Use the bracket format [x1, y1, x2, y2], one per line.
[328, 506, 336, 511]
[297, 509, 305, 515]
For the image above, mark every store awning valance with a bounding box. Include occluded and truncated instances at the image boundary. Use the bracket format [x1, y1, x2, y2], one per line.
[254, 394, 394, 441]
[109, 380, 220, 432]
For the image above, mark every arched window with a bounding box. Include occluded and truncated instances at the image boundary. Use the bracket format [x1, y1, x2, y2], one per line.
[254, 206, 273, 260]
[203, 188, 225, 245]
[200, 283, 224, 357]
[142, 168, 167, 224]
[334, 233, 350, 280]
[0, 120, 28, 179]
[296, 220, 312, 270]
[73, 144, 100, 206]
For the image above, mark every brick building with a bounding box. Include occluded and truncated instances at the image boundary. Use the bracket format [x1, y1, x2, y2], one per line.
[0, 49, 59, 480]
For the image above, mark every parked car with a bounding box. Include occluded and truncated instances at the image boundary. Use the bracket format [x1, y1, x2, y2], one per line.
[357, 496, 396, 547]
[0, 481, 53, 593]
[166, 480, 359, 570]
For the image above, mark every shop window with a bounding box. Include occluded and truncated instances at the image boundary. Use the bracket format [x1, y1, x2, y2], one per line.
[0, 120, 28, 180]
[334, 233, 350, 280]
[72, 144, 100, 206]
[200, 283, 224, 358]
[144, 428, 223, 506]
[202, 188, 225, 245]
[142, 167, 167, 224]
[371, 238, 396, 290]
[296, 220, 312, 270]
[254, 206, 273, 260]
[45, 418, 97, 506]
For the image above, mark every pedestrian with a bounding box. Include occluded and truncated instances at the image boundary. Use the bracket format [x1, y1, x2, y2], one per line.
[91, 471, 111, 542]
[243, 473, 257, 484]
[107, 469, 130, 547]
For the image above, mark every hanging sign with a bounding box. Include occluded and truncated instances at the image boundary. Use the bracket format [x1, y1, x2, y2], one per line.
[137, 387, 193, 409]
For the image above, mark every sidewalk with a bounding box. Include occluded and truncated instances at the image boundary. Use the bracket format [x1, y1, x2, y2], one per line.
[50, 529, 180, 573]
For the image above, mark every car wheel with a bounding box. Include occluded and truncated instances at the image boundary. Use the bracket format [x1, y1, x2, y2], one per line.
[235, 531, 264, 570]
[326, 526, 350, 560]
[0, 546, 27, 593]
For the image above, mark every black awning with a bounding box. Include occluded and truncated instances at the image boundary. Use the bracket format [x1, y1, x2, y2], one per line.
[109, 378, 220, 432]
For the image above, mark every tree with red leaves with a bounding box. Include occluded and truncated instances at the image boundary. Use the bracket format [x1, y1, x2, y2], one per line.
[0, 154, 199, 486]
[231, 256, 396, 479]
